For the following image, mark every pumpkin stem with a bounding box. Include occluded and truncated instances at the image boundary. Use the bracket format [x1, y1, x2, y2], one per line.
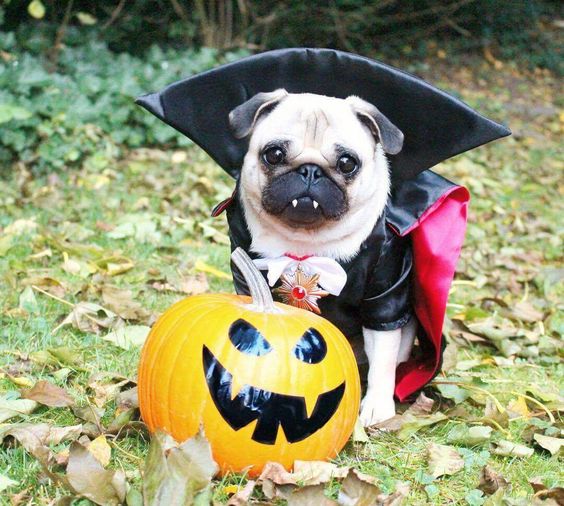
[231, 247, 279, 313]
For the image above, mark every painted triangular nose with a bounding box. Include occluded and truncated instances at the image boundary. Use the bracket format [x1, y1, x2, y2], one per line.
[135, 92, 164, 119]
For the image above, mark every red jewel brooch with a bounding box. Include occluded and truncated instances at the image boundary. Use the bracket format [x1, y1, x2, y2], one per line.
[274, 265, 329, 314]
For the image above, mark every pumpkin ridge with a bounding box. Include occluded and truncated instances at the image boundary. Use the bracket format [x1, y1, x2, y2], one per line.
[141, 297, 228, 431]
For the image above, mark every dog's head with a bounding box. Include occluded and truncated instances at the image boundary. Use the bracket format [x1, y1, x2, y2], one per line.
[229, 89, 403, 254]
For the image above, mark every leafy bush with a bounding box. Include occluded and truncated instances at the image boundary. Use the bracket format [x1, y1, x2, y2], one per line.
[0, 26, 248, 174]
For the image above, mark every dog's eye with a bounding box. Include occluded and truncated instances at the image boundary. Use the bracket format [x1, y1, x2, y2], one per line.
[262, 146, 286, 166]
[229, 319, 272, 356]
[292, 328, 327, 364]
[336, 155, 358, 175]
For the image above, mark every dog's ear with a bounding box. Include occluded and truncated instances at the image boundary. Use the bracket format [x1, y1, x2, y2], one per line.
[346, 96, 404, 155]
[229, 89, 288, 139]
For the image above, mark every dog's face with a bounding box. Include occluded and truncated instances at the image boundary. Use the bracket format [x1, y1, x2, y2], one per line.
[229, 89, 403, 255]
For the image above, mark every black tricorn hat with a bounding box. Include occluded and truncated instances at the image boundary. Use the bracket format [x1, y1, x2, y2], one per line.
[136, 48, 510, 180]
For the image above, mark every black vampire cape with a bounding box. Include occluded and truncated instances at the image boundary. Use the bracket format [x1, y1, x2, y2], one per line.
[137, 48, 509, 401]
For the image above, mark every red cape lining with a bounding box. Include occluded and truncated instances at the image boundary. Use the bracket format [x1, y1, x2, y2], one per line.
[392, 185, 470, 402]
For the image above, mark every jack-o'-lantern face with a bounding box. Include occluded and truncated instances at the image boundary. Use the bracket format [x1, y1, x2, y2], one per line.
[203, 319, 345, 445]
[138, 293, 360, 477]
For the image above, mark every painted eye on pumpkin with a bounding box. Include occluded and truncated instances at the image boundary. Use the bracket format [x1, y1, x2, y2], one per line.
[229, 319, 272, 356]
[292, 328, 327, 364]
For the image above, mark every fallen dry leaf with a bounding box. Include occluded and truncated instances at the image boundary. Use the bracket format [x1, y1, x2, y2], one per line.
[483, 397, 509, 428]
[427, 443, 464, 478]
[87, 372, 133, 408]
[87, 435, 112, 467]
[478, 465, 509, 495]
[293, 460, 348, 485]
[530, 477, 564, 505]
[405, 391, 435, 416]
[102, 325, 150, 350]
[397, 412, 448, 439]
[21, 380, 74, 408]
[447, 424, 493, 445]
[177, 273, 209, 295]
[142, 429, 218, 505]
[287, 484, 338, 506]
[0, 397, 38, 423]
[226, 480, 255, 506]
[533, 433, 563, 456]
[492, 439, 534, 458]
[0, 422, 82, 448]
[259, 461, 297, 500]
[115, 386, 139, 411]
[66, 441, 126, 505]
[337, 468, 381, 506]
[55, 302, 120, 334]
[101, 285, 151, 322]
[72, 404, 105, 426]
[0, 423, 80, 489]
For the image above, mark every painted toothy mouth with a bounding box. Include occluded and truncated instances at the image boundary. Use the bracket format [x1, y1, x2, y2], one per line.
[202, 346, 345, 445]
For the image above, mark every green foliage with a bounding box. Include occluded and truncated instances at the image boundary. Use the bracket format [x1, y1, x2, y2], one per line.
[0, 28, 248, 174]
[2, 0, 560, 70]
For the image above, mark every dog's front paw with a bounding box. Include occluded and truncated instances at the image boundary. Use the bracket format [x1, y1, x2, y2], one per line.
[359, 391, 396, 427]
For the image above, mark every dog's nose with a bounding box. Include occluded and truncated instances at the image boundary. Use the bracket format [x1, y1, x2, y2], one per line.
[296, 164, 323, 185]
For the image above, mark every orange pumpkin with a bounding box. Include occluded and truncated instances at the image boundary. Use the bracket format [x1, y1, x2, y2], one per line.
[138, 248, 360, 477]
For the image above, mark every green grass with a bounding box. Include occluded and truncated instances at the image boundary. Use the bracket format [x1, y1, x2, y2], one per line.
[0, 59, 562, 505]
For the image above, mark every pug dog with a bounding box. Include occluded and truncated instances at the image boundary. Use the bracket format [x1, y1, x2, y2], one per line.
[227, 88, 417, 426]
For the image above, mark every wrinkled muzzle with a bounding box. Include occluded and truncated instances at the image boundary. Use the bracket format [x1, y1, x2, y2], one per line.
[261, 164, 348, 228]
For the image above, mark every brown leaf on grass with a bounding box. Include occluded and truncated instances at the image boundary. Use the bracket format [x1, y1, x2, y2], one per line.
[115, 386, 139, 411]
[0, 423, 82, 447]
[337, 468, 381, 506]
[483, 397, 509, 428]
[177, 273, 209, 295]
[533, 433, 563, 456]
[106, 410, 146, 437]
[427, 443, 464, 478]
[405, 391, 435, 416]
[87, 372, 134, 408]
[501, 300, 544, 323]
[226, 480, 255, 506]
[440, 342, 459, 371]
[0, 423, 81, 490]
[21, 380, 74, 407]
[101, 285, 151, 322]
[259, 461, 297, 500]
[142, 429, 219, 506]
[366, 414, 404, 434]
[530, 476, 547, 494]
[478, 465, 509, 495]
[72, 404, 105, 426]
[447, 424, 493, 445]
[24, 277, 67, 298]
[102, 325, 150, 350]
[86, 435, 112, 467]
[147, 273, 209, 295]
[259, 461, 297, 485]
[492, 440, 534, 458]
[287, 484, 338, 506]
[29, 347, 83, 368]
[45, 425, 83, 445]
[293, 460, 348, 485]
[507, 396, 530, 418]
[55, 302, 121, 334]
[66, 441, 126, 505]
[380, 481, 411, 505]
[397, 412, 448, 439]
[0, 397, 38, 423]
[529, 478, 564, 505]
